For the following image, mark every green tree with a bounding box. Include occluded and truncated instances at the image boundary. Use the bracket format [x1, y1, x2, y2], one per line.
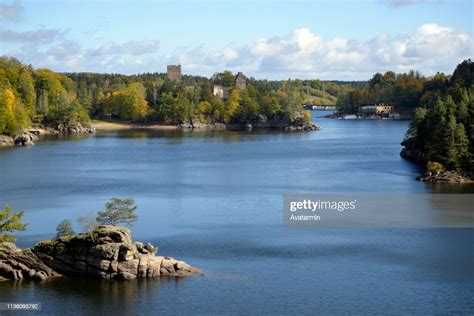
[262, 95, 281, 117]
[280, 83, 304, 120]
[444, 113, 458, 168]
[77, 213, 99, 233]
[454, 122, 470, 169]
[402, 60, 474, 173]
[213, 71, 235, 87]
[197, 101, 213, 123]
[56, 219, 75, 238]
[235, 89, 259, 123]
[175, 92, 193, 124]
[112, 83, 149, 121]
[18, 68, 36, 116]
[0, 205, 27, 243]
[210, 96, 225, 122]
[96, 197, 138, 227]
[157, 92, 176, 123]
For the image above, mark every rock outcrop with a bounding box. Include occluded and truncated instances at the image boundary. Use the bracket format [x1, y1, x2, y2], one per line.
[416, 170, 474, 183]
[2, 124, 95, 149]
[0, 226, 199, 282]
[49, 123, 95, 134]
[283, 122, 320, 132]
[14, 131, 38, 146]
[0, 243, 60, 281]
[401, 138, 474, 184]
[0, 135, 14, 147]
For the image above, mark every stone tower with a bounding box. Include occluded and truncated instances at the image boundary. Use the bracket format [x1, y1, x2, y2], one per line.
[167, 65, 182, 81]
[235, 72, 246, 89]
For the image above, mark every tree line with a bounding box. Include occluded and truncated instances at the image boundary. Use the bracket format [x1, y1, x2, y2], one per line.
[1, 55, 353, 136]
[65, 70, 350, 126]
[336, 69, 424, 115]
[0, 57, 91, 136]
[404, 60, 473, 171]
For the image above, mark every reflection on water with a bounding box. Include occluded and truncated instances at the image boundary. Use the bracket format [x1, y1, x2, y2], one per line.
[427, 182, 474, 193]
[0, 112, 473, 314]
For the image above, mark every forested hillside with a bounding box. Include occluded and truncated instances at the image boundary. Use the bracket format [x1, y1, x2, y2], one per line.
[402, 60, 474, 171]
[0, 57, 90, 135]
[336, 70, 425, 115]
[2, 56, 349, 136]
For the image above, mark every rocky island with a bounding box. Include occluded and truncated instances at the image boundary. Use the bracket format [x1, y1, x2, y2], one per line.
[0, 225, 199, 281]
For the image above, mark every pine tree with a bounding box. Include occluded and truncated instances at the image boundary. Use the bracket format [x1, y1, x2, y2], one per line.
[454, 122, 470, 169]
[0, 205, 27, 243]
[96, 198, 138, 227]
[56, 219, 75, 238]
[444, 113, 458, 169]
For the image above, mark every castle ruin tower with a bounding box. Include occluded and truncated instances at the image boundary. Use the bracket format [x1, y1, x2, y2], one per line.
[167, 65, 182, 81]
[235, 72, 246, 90]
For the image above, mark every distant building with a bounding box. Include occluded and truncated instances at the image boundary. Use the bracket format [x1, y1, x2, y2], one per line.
[213, 72, 247, 100]
[213, 85, 231, 100]
[167, 65, 182, 81]
[235, 72, 246, 90]
[360, 103, 394, 116]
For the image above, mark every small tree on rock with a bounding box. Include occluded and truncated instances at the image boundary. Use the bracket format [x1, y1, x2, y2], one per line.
[0, 204, 27, 243]
[77, 212, 99, 233]
[56, 219, 75, 238]
[96, 198, 138, 227]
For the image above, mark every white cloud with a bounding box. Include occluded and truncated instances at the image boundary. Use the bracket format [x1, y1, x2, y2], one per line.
[385, 0, 427, 7]
[0, 28, 63, 43]
[0, 0, 23, 21]
[167, 23, 471, 79]
[86, 40, 160, 57]
[2, 23, 472, 80]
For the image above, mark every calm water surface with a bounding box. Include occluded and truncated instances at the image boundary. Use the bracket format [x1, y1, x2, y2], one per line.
[0, 112, 473, 315]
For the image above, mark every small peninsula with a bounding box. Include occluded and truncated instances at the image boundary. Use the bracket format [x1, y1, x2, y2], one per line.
[0, 225, 199, 281]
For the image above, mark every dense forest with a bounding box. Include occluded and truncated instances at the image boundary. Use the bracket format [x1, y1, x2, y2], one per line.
[336, 69, 425, 115]
[402, 60, 474, 172]
[0, 56, 351, 136]
[64, 70, 352, 124]
[0, 57, 91, 136]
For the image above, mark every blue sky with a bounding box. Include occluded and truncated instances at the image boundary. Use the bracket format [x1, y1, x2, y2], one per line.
[1, 0, 473, 79]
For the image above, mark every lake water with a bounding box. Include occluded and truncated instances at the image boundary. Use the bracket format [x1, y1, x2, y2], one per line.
[0, 112, 473, 315]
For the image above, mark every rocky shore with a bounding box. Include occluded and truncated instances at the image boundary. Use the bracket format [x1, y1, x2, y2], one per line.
[0, 124, 96, 148]
[178, 121, 320, 131]
[399, 138, 427, 164]
[46, 123, 96, 135]
[401, 138, 473, 184]
[178, 113, 321, 132]
[0, 225, 199, 281]
[416, 170, 474, 183]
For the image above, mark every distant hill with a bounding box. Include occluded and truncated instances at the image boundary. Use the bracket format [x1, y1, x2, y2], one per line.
[299, 80, 360, 106]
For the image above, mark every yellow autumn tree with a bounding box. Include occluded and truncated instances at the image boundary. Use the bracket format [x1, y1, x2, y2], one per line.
[0, 87, 28, 135]
[112, 83, 149, 121]
[224, 89, 241, 123]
